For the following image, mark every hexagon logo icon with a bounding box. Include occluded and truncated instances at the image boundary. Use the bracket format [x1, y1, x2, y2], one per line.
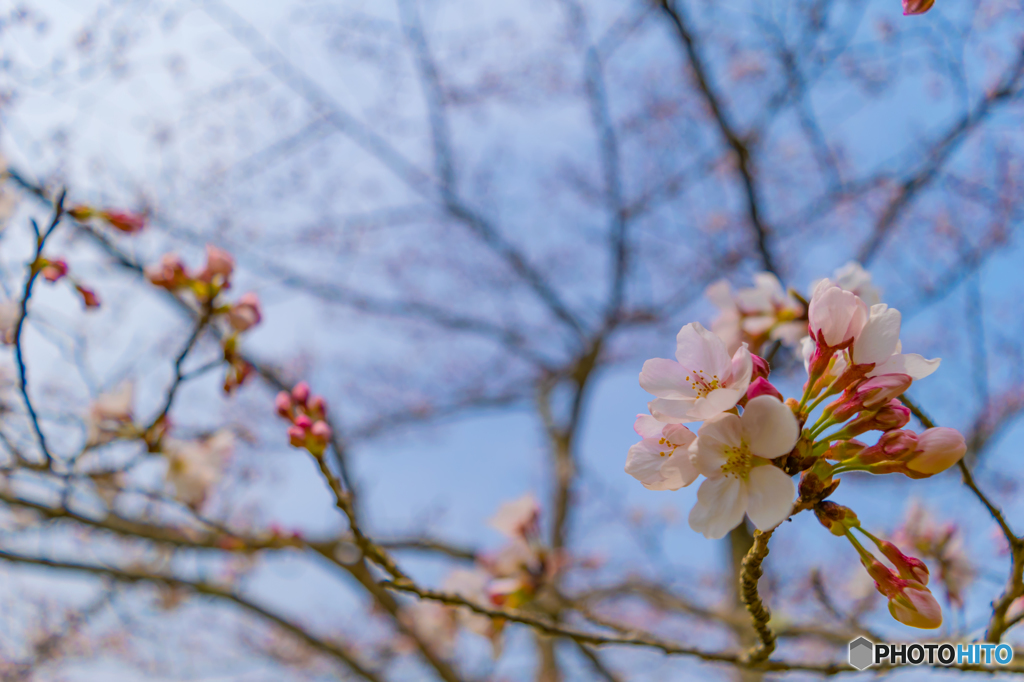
[849, 637, 874, 670]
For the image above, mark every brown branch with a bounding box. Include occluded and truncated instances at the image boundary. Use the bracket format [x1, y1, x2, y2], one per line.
[657, 0, 777, 275]
[738, 529, 776, 664]
[858, 46, 1024, 264]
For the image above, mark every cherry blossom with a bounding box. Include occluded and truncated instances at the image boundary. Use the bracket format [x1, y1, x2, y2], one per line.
[808, 279, 869, 349]
[624, 415, 698, 491]
[85, 383, 135, 446]
[706, 274, 805, 354]
[688, 396, 799, 539]
[640, 322, 753, 422]
[163, 431, 234, 510]
[829, 261, 881, 306]
[850, 304, 940, 379]
[489, 494, 540, 539]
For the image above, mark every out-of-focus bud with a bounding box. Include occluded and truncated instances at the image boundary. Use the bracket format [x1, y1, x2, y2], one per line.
[40, 258, 68, 283]
[199, 245, 234, 284]
[905, 427, 966, 475]
[814, 501, 860, 536]
[903, 0, 935, 15]
[746, 376, 783, 402]
[294, 414, 312, 430]
[827, 373, 912, 422]
[750, 354, 770, 382]
[292, 382, 311, 405]
[287, 425, 306, 448]
[275, 391, 293, 418]
[145, 254, 190, 290]
[100, 210, 146, 234]
[75, 284, 101, 309]
[309, 421, 332, 452]
[68, 205, 95, 221]
[878, 539, 930, 584]
[227, 292, 262, 332]
[308, 395, 327, 419]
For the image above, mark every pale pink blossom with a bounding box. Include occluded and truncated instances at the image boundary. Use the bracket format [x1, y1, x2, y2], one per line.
[227, 292, 262, 332]
[85, 383, 135, 446]
[688, 396, 799, 539]
[851, 304, 939, 379]
[640, 322, 753, 422]
[625, 415, 698, 491]
[706, 275, 805, 354]
[163, 431, 234, 509]
[830, 261, 881, 306]
[489, 494, 540, 539]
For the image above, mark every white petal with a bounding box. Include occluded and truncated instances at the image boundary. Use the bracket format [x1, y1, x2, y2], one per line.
[640, 358, 697, 399]
[746, 465, 795, 531]
[869, 353, 940, 380]
[741, 396, 799, 459]
[689, 477, 747, 539]
[693, 414, 742, 477]
[771, 322, 810, 347]
[648, 398, 696, 422]
[675, 322, 732, 378]
[741, 314, 776, 336]
[688, 387, 743, 421]
[705, 279, 735, 311]
[728, 344, 753, 391]
[663, 423, 696, 448]
[625, 440, 669, 486]
[654, 448, 699, 490]
[852, 304, 901, 366]
[633, 414, 666, 439]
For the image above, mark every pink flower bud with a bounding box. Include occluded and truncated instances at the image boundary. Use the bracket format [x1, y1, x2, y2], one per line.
[198, 245, 234, 285]
[746, 377, 783, 402]
[287, 425, 306, 447]
[145, 254, 189, 290]
[903, 0, 935, 15]
[275, 391, 293, 417]
[859, 429, 918, 465]
[294, 414, 312, 430]
[906, 427, 966, 475]
[291, 381, 310, 405]
[889, 582, 942, 629]
[829, 373, 912, 422]
[750, 354, 770, 382]
[308, 395, 327, 419]
[75, 284, 101, 309]
[227, 292, 262, 332]
[310, 420, 332, 442]
[40, 258, 68, 283]
[839, 399, 911, 437]
[100, 210, 146, 234]
[878, 540, 930, 584]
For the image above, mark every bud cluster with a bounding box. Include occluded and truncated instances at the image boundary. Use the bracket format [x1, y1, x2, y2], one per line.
[276, 382, 332, 456]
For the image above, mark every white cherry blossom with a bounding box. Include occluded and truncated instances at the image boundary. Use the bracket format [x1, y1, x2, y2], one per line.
[163, 430, 234, 510]
[832, 261, 881, 306]
[688, 396, 799, 539]
[706, 275, 805, 354]
[489, 494, 540, 539]
[640, 322, 753, 422]
[851, 304, 939, 379]
[624, 414, 698, 491]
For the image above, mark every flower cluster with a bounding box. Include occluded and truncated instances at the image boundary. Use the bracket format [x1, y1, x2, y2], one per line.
[276, 381, 332, 456]
[416, 495, 557, 655]
[627, 267, 967, 629]
[145, 245, 263, 393]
